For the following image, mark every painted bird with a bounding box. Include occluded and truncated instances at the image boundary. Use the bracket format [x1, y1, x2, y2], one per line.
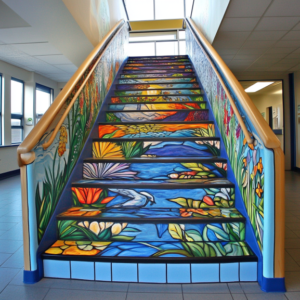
[108, 189, 156, 208]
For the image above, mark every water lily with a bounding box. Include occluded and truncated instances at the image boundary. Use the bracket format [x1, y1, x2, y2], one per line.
[77, 221, 127, 237]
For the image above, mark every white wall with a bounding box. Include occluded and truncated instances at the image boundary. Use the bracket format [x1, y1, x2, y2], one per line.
[293, 71, 300, 169]
[191, 0, 230, 44]
[0, 59, 60, 174]
[249, 92, 284, 151]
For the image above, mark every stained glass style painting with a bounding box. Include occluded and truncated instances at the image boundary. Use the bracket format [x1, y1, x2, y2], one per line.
[82, 160, 227, 180]
[111, 96, 204, 103]
[98, 123, 215, 138]
[92, 139, 220, 158]
[128, 59, 190, 63]
[124, 65, 192, 70]
[108, 103, 205, 110]
[122, 69, 194, 74]
[116, 83, 199, 90]
[106, 110, 209, 122]
[115, 89, 201, 96]
[119, 77, 197, 84]
[120, 73, 195, 78]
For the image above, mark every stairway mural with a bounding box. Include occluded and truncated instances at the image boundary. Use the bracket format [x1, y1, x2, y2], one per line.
[42, 55, 258, 283]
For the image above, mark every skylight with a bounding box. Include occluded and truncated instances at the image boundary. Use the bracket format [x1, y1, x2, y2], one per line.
[245, 82, 274, 93]
[125, 0, 190, 21]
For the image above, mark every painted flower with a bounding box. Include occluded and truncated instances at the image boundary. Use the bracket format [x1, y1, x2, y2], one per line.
[78, 221, 127, 236]
[255, 183, 263, 198]
[58, 126, 67, 157]
[257, 158, 263, 174]
[236, 124, 241, 139]
[71, 187, 103, 204]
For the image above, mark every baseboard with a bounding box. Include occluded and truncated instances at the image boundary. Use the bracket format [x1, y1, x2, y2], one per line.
[0, 169, 20, 180]
[260, 276, 286, 292]
[23, 270, 41, 284]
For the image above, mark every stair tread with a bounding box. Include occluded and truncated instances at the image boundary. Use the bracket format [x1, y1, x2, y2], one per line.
[72, 178, 234, 188]
[57, 207, 244, 223]
[43, 240, 256, 262]
[93, 137, 219, 141]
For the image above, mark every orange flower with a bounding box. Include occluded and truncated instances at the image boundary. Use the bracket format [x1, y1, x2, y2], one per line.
[257, 158, 263, 173]
[255, 183, 263, 198]
[180, 208, 209, 217]
[101, 197, 115, 204]
[203, 196, 214, 206]
[243, 158, 247, 167]
[71, 187, 103, 204]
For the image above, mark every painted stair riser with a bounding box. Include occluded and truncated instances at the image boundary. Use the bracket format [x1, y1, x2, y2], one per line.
[126, 62, 191, 66]
[111, 96, 204, 103]
[106, 110, 209, 123]
[116, 83, 199, 90]
[58, 207, 243, 221]
[114, 89, 201, 96]
[82, 161, 227, 180]
[92, 139, 220, 158]
[44, 240, 254, 259]
[108, 103, 206, 111]
[118, 78, 197, 84]
[124, 65, 192, 70]
[127, 59, 190, 63]
[98, 123, 215, 138]
[122, 69, 193, 74]
[57, 220, 245, 243]
[120, 73, 195, 78]
[128, 56, 188, 59]
[70, 186, 235, 209]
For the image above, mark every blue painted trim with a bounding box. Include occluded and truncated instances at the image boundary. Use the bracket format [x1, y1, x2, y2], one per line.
[23, 269, 40, 284]
[27, 163, 39, 271]
[261, 276, 286, 293]
[263, 149, 275, 278]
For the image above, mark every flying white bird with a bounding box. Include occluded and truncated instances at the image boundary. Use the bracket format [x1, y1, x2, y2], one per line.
[109, 189, 156, 208]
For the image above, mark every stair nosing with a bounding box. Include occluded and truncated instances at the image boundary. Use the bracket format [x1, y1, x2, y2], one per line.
[110, 94, 204, 98]
[114, 88, 201, 92]
[118, 77, 197, 81]
[98, 121, 214, 125]
[116, 82, 199, 86]
[106, 109, 208, 113]
[108, 101, 206, 105]
[92, 137, 220, 142]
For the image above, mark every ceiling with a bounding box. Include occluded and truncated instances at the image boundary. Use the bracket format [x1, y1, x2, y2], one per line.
[213, 0, 300, 74]
[0, 0, 93, 83]
[239, 80, 282, 95]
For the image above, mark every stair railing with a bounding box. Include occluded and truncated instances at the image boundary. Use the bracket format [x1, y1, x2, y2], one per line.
[186, 17, 285, 285]
[17, 19, 125, 167]
[17, 19, 128, 282]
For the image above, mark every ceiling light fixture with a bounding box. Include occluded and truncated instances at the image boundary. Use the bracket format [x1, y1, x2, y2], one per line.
[245, 82, 274, 93]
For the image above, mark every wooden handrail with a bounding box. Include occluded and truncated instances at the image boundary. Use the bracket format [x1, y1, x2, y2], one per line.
[187, 18, 281, 149]
[17, 19, 126, 167]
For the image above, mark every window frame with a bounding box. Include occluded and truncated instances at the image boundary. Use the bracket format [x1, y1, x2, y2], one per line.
[35, 83, 53, 124]
[11, 77, 24, 144]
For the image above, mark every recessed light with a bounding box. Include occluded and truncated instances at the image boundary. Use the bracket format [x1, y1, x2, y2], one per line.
[245, 82, 274, 93]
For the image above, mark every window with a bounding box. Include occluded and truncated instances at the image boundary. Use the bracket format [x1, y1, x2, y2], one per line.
[125, 0, 154, 21]
[0, 74, 2, 145]
[128, 30, 186, 56]
[11, 78, 24, 144]
[125, 0, 193, 20]
[155, 0, 184, 20]
[36, 84, 53, 123]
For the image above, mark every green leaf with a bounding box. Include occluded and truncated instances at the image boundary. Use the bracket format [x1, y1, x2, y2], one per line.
[122, 228, 141, 232]
[168, 224, 183, 240]
[168, 197, 188, 207]
[111, 235, 135, 241]
[185, 230, 203, 241]
[206, 225, 229, 241]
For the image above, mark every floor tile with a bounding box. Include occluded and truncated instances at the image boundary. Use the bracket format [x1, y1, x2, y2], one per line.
[183, 294, 233, 300]
[9, 269, 55, 287]
[245, 293, 287, 300]
[0, 222, 18, 231]
[285, 252, 300, 271]
[51, 279, 129, 292]
[0, 253, 11, 266]
[127, 293, 183, 300]
[285, 292, 300, 300]
[285, 239, 300, 249]
[0, 267, 22, 293]
[286, 249, 300, 263]
[182, 283, 230, 294]
[44, 289, 126, 300]
[240, 282, 263, 293]
[1, 247, 24, 268]
[128, 283, 182, 293]
[232, 295, 247, 300]
[285, 272, 300, 291]
[0, 285, 49, 300]
[228, 283, 244, 293]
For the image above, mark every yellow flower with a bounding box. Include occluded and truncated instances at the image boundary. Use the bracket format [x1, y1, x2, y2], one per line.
[92, 142, 124, 159]
[255, 183, 263, 198]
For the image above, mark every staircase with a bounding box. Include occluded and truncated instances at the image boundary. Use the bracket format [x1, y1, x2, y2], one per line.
[42, 55, 258, 283]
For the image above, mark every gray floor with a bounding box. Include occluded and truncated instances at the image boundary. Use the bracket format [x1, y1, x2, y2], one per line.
[0, 172, 300, 300]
